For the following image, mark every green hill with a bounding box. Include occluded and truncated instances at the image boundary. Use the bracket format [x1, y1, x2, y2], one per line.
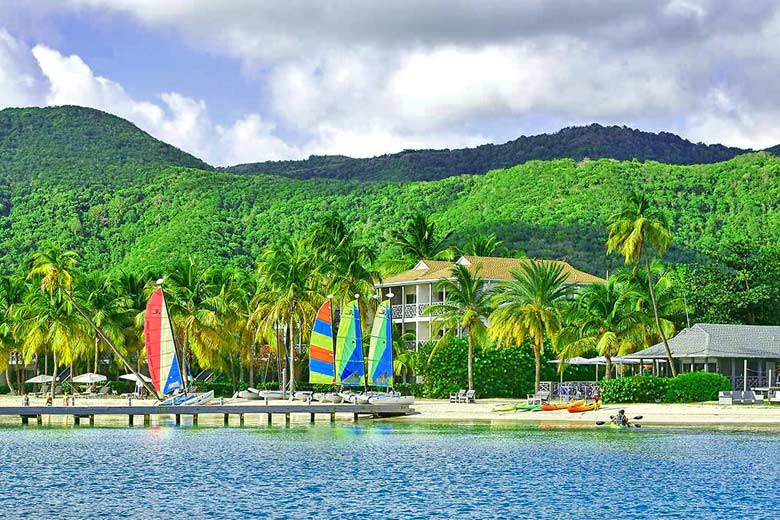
[224, 124, 752, 181]
[0, 106, 212, 181]
[1, 106, 779, 277]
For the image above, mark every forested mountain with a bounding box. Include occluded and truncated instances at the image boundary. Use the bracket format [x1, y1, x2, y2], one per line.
[1, 106, 780, 279]
[225, 124, 753, 181]
[0, 106, 211, 179]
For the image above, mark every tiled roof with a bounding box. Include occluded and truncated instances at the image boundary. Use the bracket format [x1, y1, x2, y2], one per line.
[628, 323, 780, 359]
[379, 255, 605, 286]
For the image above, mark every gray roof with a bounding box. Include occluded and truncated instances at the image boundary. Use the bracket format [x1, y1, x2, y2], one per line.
[628, 323, 780, 360]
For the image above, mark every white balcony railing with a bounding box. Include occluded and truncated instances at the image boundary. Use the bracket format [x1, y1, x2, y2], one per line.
[390, 303, 446, 320]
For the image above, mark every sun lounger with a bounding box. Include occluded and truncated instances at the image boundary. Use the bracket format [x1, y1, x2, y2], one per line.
[527, 390, 550, 406]
[463, 389, 476, 403]
[770, 391, 780, 404]
[450, 390, 466, 403]
[718, 391, 732, 405]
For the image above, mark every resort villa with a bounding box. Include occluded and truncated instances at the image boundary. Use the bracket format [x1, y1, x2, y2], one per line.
[628, 323, 780, 390]
[374, 255, 605, 348]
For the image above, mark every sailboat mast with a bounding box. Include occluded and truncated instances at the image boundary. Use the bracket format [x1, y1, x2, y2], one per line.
[158, 281, 189, 393]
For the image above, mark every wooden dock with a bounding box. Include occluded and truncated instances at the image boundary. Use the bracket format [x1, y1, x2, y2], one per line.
[0, 402, 414, 427]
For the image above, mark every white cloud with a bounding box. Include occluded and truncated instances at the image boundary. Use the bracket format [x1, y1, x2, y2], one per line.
[0, 29, 46, 107]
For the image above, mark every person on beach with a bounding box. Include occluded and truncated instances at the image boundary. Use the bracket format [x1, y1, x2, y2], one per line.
[45, 393, 52, 406]
[613, 409, 628, 427]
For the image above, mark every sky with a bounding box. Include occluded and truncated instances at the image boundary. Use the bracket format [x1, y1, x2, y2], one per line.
[1, 1, 779, 166]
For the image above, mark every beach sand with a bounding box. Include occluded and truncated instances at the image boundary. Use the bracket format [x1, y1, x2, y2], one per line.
[0, 395, 778, 429]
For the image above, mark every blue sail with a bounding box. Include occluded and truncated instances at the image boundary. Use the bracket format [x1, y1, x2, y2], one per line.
[335, 300, 365, 386]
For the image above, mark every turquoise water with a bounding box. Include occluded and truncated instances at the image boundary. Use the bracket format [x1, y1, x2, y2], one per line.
[0, 423, 778, 519]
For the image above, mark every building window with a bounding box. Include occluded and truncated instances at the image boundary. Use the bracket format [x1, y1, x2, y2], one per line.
[405, 293, 416, 304]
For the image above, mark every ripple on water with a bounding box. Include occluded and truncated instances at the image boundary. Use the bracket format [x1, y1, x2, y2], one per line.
[0, 424, 778, 519]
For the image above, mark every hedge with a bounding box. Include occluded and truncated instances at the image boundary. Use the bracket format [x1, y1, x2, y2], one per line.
[601, 372, 732, 403]
[413, 338, 592, 398]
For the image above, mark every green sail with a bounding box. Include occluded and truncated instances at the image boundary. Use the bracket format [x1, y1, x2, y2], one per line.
[335, 300, 365, 386]
[368, 300, 393, 387]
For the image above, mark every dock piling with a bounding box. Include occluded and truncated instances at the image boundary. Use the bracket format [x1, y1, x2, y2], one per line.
[89, 415, 95, 426]
[285, 413, 291, 427]
[239, 413, 245, 426]
[128, 414, 134, 426]
[224, 413, 229, 426]
[192, 414, 198, 426]
[20, 415, 28, 426]
[74, 415, 80, 426]
[310, 413, 315, 424]
[267, 413, 272, 426]
[143, 414, 150, 426]
[330, 412, 336, 424]
[36, 415, 42, 426]
[175, 414, 181, 426]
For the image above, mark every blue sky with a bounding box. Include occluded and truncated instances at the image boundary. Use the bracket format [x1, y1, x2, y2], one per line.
[1, 1, 779, 166]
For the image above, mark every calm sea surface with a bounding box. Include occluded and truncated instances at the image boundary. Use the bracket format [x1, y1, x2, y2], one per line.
[0, 422, 777, 519]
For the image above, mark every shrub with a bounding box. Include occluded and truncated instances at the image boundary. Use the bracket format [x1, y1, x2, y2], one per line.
[600, 375, 670, 403]
[665, 371, 731, 402]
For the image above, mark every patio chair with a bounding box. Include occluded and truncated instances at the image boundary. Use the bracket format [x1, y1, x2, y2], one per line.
[450, 390, 466, 403]
[463, 389, 476, 403]
[769, 391, 780, 404]
[93, 385, 110, 398]
[527, 390, 550, 406]
[718, 391, 732, 405]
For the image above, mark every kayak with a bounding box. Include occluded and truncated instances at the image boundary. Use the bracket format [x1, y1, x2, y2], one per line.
[568, 402, 601, 413]
[492, 403, 541, 412]
[541, 400, 584, 411]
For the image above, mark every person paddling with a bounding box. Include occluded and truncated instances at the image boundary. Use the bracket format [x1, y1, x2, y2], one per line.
[613, 409, 629, 427]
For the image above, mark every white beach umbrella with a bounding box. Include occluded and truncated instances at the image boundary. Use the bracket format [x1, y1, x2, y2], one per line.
[25, 374, 53, 384]
[72, 373, 108, 384]
[119, 373, 152, 383]
[549, 356, 593, 365]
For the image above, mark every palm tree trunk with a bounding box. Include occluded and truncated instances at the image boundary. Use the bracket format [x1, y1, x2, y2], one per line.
[51, 349, 57, 397]
[94, 336, 99, 373]
[288, 317, 295, 396]
[249, 342, 255, 387]
[467, 333, 474, 391]
[534, 341, 542, 392]
[275, 325, 284, 390]
[229, 354, 236, 394]
[6, 367, 15, 395]
[645, 255, 677, 376]
[604, 354, 612, 380]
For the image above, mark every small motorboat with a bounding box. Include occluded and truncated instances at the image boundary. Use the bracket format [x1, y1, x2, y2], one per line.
[568, 401, 601, 413]
[541, 399, 584, 411]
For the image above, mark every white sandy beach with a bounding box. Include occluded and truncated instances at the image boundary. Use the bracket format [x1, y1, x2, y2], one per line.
[1, 395, 780, 429]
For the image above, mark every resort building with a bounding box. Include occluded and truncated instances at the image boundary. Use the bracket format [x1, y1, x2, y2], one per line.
[628, 323, 780, 389]
[374, 255, 605, 348]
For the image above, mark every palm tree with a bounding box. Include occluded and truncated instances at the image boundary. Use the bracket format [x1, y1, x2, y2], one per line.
[253, 238, 320, 395]
[489, 261, 573, 392]
[613, 264, 685, 349]
[606, 191, 676, 375]
[390, 214, 454, 263]
[558, 279, 646, 379]
[0, 274, 27, 394]
[79, 272, 130, 373]
[463, 233, 507, 257]
[424, 264, 492, 391]
[27, 245, 155, 396]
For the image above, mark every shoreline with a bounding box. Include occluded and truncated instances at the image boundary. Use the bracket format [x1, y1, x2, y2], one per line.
[0, 396, 778, 430]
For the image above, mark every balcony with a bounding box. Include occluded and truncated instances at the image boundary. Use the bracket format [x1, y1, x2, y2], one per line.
[390, 303, 445, 320]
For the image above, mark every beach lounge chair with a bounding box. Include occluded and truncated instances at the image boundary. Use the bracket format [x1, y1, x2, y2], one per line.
[93, 385, 110, 398]
[464, 389, 476, 403]
[450, 390, 466, 403]
[770, 391, 780, 404]
[718, 391, 732, 405]
[527, 390, 550, 406]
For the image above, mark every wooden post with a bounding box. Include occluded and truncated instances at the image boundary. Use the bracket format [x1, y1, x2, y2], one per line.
[267, 413, 272, 426]
[21, 415, 28, 426]
[143, 414, 151, 426]
[239, 413, 245, 427]
[224, 413, 229, 426]
[89, 415, 95, 426]
[74, 415, 80, 426]
[744, 359, 748, 391]
[128, 415, 134, 426]
[175, 414, 181, 426]
[310, 412, 315, 424]
[36, 415, 42, 426]
[353, 413, 359, 422]
[193, 414, 199, 426]
[285, 413, 291, 427]
[330, 411, 336, 424]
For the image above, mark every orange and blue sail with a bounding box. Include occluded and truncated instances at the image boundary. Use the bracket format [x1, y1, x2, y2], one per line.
[144, 288, 184, 395]
[368, 300, 394, 387]
[309, 301, 335, 384]
[335, 300, 365, 386]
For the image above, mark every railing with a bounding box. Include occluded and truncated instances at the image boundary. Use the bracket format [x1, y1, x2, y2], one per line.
[390, 303, 446, 320]
[732, 375, 769, 390]
[545, 381, 601, 400]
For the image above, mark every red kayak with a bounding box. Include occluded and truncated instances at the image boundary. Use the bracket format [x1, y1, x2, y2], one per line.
[568, 402, 601, 413]
[541, 399, 584, 411]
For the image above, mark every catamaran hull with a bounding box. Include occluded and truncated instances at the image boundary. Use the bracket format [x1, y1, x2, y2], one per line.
[368, 395, 415, 405]
[258, 390, 284, 400]
[156, 390, 215, 406]
[237, 390, 261, 400]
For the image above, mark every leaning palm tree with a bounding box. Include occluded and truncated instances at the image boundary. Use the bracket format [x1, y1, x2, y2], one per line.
[489, 261, 573, 392]
[558, 279, 646, 379]
[27, 245, 156, 396]
[390, 214, 454, 263]
[424, 264, 492, 391]
[79, 272, 131, 373]
[0, 274, 27, 394]
[606, 191, 676, 375]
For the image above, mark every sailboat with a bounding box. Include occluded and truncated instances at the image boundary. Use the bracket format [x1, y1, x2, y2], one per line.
[367, 300, 414, 405]
[334, 299, 366, 403]
[145, 283, 213, 406]
[302, 300, 339, 402]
